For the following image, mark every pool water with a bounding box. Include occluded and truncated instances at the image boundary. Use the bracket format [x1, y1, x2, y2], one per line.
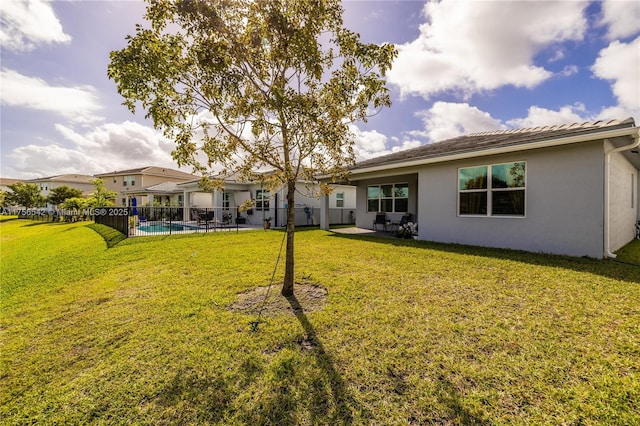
[138, 223, 188, 232]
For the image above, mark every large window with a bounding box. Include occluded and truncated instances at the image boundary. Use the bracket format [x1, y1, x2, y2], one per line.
[367, 183, 408, 213]
[458, 162, 525, 216]
[256, 189, 270, 211]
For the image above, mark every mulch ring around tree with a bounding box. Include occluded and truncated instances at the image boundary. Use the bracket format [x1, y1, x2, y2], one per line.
[229, 283, 327, 317]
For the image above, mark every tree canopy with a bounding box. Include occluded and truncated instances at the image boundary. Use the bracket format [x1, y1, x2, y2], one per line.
[109, 0, 396, 295]
[47, 186, 84, 206]
[4, 183, 45, 209]
[87, 179, 116, 207]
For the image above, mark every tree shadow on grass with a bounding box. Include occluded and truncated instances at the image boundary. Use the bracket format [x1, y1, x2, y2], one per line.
[236, 295, 360, 425]
[432, 373, 490, 425]
[285, 294, 358, 425]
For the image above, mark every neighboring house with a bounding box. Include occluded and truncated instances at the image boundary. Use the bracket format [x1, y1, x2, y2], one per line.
[0, 178, 22, 193]
[126, 182, 185, 207]
[178, 174, 356, 227]
[318, 118, 640, 259]
[95, 166, 197, 206]
[25, 174, 94, 210]
[1, 178, 23, 209]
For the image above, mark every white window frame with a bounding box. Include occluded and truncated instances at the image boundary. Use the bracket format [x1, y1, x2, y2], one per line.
[256, 189, 270, 211]
[367, 183, 409, 213]
[336, 192, 344, 208]
[222, 191, 230, 210]
[457, 161, 526, 218]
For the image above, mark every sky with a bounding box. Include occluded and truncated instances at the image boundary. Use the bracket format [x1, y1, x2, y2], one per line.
[1, 0, 639, 180]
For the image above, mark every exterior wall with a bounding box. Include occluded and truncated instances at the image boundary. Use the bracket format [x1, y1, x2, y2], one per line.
[415, 141, 605, 258]
[190, 192, 214, 207]
[30, 178, 94, 210]
[607, 141, 639, 252]
[100, 173, 143, 205]
[100, 172, 195, 205]
[354, 173, 419, 228]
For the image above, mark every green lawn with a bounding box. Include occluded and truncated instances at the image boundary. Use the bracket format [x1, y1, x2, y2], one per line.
[1, 218, 639, 425]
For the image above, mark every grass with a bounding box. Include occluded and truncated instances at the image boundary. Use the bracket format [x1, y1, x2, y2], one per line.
[1, 218, 639, 425]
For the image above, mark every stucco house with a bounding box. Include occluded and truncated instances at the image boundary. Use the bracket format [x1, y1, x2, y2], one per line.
[25, 174, 95, 210]
[94, 166, 197, 207]
[319, 118, 640, 259]
[178, 174, 356, 227]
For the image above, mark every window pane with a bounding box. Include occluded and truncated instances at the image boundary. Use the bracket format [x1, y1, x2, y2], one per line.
[459, 192, 487, 215]
[459, 166, 488, 190]
[367, 199, 379, 212]
[381, 184, 393, 197]
[367, 186, 379, 199]
[492, 190, 525, 215]
[492, 162, 525, 188]
[381, 199, 393, 212]
[394, 183, 409, 198]
[394, 198, 408, 213]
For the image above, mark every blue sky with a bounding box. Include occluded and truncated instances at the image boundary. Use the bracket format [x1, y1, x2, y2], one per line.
[1, 0, 639, 179]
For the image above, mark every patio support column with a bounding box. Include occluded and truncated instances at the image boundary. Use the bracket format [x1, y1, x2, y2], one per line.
[183, 190, 190, 222]
[320, 193, 329, 230]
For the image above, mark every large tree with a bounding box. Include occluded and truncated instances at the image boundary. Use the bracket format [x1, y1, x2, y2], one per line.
[108, 0, 396, 296]
[47, 186, 84, 206]
[87, 179, 116, 207]
[4, 183, 45, 209]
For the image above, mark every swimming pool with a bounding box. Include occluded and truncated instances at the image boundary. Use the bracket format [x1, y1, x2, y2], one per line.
[138, 223, 190, 233]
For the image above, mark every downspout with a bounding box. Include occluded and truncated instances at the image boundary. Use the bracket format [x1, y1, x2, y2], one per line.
[604, 130, 640, 258]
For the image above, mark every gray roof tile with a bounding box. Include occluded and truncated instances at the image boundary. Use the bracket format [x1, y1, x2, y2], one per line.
[351, 118, 636, 171]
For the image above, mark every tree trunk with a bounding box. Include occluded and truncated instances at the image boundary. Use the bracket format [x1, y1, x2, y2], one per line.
[281, 180, 296, 296]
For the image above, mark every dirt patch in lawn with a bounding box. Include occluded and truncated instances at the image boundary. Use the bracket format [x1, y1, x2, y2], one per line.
[229, 283, 327, 317]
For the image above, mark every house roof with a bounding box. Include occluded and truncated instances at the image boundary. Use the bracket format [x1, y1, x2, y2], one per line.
[0, 178, 22, 187]
[130, 181, 184, 194]
[25, 174, 94, 183]
[350, 118, 639, 174]
[94, 166, 196, 180]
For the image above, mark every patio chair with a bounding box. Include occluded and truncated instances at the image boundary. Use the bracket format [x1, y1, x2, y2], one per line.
[195, 209, 208, 225]
[399, 213, 413, 226]
[373, 212, 387, 231]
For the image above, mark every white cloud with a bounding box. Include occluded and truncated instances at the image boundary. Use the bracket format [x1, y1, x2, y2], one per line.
[591, 37, 640, 118]
[598, 0, 640, 40]
[0, 68, 103, 124]
[506, 104, 591, 128]
[0, 0, 71, 52]
[349, 124, 424, 161]
[387, 0, 588, 99]
[350, 125, 390, 160]
[5, 121, 188, 179]
[415, 102, 504, 142]
[391, 139, 422, 153]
